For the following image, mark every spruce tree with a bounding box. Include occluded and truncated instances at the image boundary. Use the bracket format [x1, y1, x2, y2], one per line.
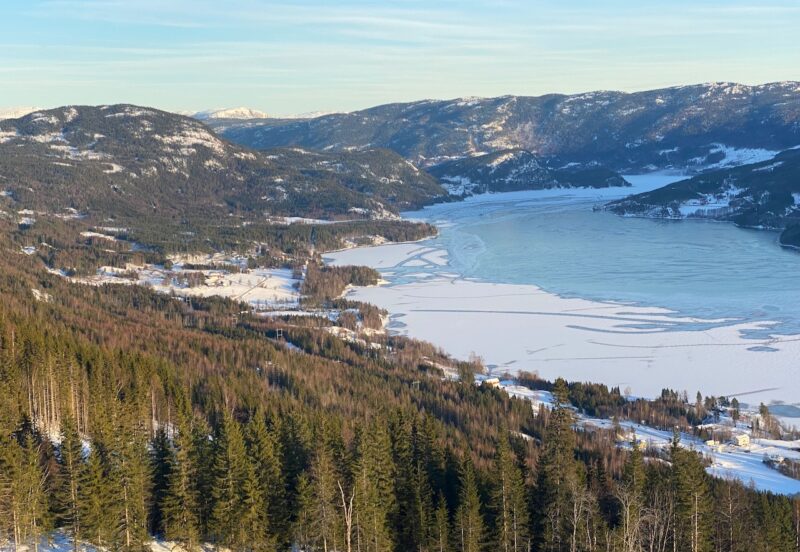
[293, 473, 315, 552]
[308, 435, 343, 552]
[57, 415, 84, 551]
[245, 411, 286, 544]
[434, 493, 451, 552]
[391, 412, 430, 551]
[13, 431, 50, 551]
[79, 444, 113, 547]
[455, 456, 484, 552]
[238, 455, 270, 551]
[2, 433, 23, 548]
[671, 443, 712, 552]
[353, 420, 396, 552]
[209, 411, 245, 544]
[189, 415, 214, 533]
[107, 407, 151, 552]
[209, 410, 268, 550]
[492, 431, 529, 552]
[149, 427, 172, 537]
[536, 378, 578, 552]
[161, 412, 199, 548]
[616, 439, 645, 551]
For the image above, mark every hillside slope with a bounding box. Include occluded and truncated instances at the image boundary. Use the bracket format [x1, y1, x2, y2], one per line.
[0, 105, 445, 230]
[428, 149, 629, 196]
[605, 148, 800, 245]
[216, 82, 800, 172]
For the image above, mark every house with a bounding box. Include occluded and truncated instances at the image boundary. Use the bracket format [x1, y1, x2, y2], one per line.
[482, 377, 501, 389]
[732, 434, 750, 447]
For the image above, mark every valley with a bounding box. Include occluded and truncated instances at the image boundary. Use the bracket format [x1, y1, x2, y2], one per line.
[3, 84, 800, 552]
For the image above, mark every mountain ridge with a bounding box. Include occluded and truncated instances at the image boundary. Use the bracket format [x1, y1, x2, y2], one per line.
[214, 81, 800, 173]
[604, 148, 800, 246]
[0, 104, 445, 229]
[428, 148, 629, 196]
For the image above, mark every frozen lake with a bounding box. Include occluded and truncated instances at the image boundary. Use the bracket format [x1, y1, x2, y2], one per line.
[326, 175, 800, 407]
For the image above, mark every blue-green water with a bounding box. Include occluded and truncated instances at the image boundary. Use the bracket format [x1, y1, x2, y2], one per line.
[403, 175, 800, 338]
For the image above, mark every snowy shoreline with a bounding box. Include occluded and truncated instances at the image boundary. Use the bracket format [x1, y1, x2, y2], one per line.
[324, 184, 800, 408]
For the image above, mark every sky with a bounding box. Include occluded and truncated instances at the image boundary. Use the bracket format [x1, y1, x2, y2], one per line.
[2, 0, 799, 115]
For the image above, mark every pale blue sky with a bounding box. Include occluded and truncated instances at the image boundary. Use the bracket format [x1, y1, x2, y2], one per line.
[2, 0, 799, 115]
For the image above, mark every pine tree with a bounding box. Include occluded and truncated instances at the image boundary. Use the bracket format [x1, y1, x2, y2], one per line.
[455, 456, 484, 552]
[57, 415, 84, 552]
[492, 431, 529, 552]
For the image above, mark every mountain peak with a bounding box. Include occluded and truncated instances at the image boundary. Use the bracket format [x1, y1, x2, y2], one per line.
[193, 107, 269, 120]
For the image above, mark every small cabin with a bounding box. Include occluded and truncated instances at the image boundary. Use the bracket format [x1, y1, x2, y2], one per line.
[482, 377, 501, 389]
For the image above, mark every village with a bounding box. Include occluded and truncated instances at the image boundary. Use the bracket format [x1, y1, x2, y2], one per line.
[475, 374, 800, 496]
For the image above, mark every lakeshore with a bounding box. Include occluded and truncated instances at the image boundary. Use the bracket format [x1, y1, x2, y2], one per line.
[325, 178, 800, 408]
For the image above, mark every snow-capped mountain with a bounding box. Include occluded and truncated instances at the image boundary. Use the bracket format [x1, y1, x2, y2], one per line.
[0, 106, 40, 120]
[216, 82, 800, 173]
[193, 107, 269, 120]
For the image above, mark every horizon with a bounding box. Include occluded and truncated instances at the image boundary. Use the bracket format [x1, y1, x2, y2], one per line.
[3, 0, 800, 115]
[4, 79, 800, 119]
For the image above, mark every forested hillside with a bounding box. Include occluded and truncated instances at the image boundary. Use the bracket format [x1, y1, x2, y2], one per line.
[0, 105, 445, 230]
[217, 82, 800, 172]
[0, 219, 798, 551]
[605, 148, 800, 247]
[428, 149, 629, 196]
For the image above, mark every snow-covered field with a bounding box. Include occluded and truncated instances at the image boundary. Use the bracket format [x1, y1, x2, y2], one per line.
[6, 530, 226, 552]
[584, 416, 800, 495]
[72, 257, 299, 310]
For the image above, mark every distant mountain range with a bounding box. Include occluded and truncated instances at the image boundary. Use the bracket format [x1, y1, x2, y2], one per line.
[606, 148, 800, 247]
[214, 82, 800, 173]
[0, 105, 444, 230]
[192, 107, 269, 120]
[5, 83, 800, 251]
